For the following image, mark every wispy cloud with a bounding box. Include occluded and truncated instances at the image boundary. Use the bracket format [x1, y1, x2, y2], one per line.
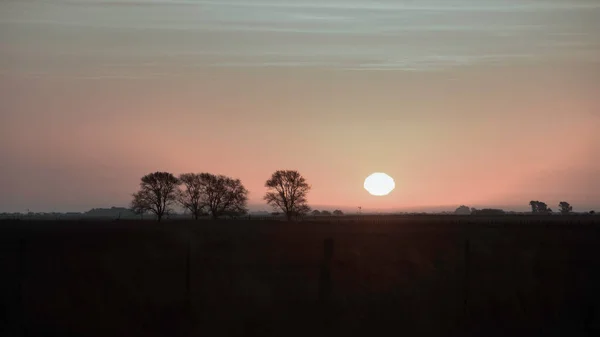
[59, 0, 600, 11]
[0, 70, 182, 80]
[1, 0, 598, 74]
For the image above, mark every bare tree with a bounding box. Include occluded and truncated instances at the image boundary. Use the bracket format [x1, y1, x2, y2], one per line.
[264, 170, 311, 221]
[178, 173, 206, 220]
[558, 201, 573, 215]
[198, 173, 248, 219]
[131, 172, 179, 222]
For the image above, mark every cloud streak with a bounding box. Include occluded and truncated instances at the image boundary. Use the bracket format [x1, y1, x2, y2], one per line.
[0, 0, 598, 75]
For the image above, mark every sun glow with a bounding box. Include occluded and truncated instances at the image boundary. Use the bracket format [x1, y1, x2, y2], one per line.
[364, 173, 395, 196]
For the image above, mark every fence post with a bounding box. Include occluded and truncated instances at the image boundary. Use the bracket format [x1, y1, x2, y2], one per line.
[185, 235, 192, 320]
[319, 238, 334, 303]
[463, 239, 470, 333]
[318, 238, 335, 330]
[18, 238, 27, 336]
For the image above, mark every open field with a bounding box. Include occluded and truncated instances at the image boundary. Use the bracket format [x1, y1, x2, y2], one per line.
[1, 215, 599, 337]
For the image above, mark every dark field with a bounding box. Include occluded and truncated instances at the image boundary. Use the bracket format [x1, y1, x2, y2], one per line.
[1, 216, 599, 337]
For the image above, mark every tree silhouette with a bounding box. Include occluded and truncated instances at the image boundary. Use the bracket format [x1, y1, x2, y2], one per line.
[558, 201, 573, 215]
[178, 173, 207, 220]
[311, 210, 321, 216]
[131, 172, 179, 222]
[333, 210, 344, 216]
[321, 210, 332, 216]
[529, 200, 549, 214]
[529, 200, 538, 213]
[590, 210, 596, 215]
[264, 170, 311, 221]
[198, 173, 248, 219]
[455, 205, 471, 215]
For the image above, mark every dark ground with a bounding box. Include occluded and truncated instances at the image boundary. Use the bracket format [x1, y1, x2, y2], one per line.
[1, 215, 599, 337]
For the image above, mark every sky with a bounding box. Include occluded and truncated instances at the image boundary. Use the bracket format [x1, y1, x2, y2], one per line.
[1, 0, 599, 213]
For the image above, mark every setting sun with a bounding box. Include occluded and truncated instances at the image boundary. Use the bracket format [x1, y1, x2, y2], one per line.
[364, 173, 395, 196]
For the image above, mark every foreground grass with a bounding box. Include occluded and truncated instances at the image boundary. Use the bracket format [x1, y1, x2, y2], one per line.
[1, 216, 599, 337]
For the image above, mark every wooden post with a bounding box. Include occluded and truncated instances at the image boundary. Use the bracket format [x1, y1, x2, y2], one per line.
[319, 238, 334, 303]
[463, 239, 470, 333]
[318, 238, 335, 331]
[324, 238, 334, 261]
[18, 238, 27, 336]
[185, 236, 192, 319]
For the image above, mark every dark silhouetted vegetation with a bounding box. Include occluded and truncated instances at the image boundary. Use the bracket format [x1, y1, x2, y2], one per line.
[131, 172, 248, 221]
[264, 170, 311, 221]
[198, 173, 249, 219]
[471, 208, 506, 215]
[333, 210, 344, 216]
[455, 205, 472, 215]
[131, 172, 180, 222]
[559, 201, 573, 215]
[178, 173, 207, 220]
[529, 200, 550, 214]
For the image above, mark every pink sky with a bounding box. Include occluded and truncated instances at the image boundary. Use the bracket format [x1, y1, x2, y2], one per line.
[1, 1, 599, 213]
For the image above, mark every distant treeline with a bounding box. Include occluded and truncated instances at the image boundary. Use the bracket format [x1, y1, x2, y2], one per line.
[454, 201, 594, 216]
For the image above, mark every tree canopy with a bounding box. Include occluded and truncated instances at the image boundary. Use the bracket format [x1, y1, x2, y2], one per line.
[558, 201, 573, 215]
[454, 205, 471, 215]
[178, 173, 207, 220]
[264, 170, 311, 221]
[131, 172, 179, 222]
[199, 173, 249, 219]
[529, 200, 550, 214]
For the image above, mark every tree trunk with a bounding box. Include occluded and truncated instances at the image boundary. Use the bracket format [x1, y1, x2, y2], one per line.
[157, 213, 162, 222]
